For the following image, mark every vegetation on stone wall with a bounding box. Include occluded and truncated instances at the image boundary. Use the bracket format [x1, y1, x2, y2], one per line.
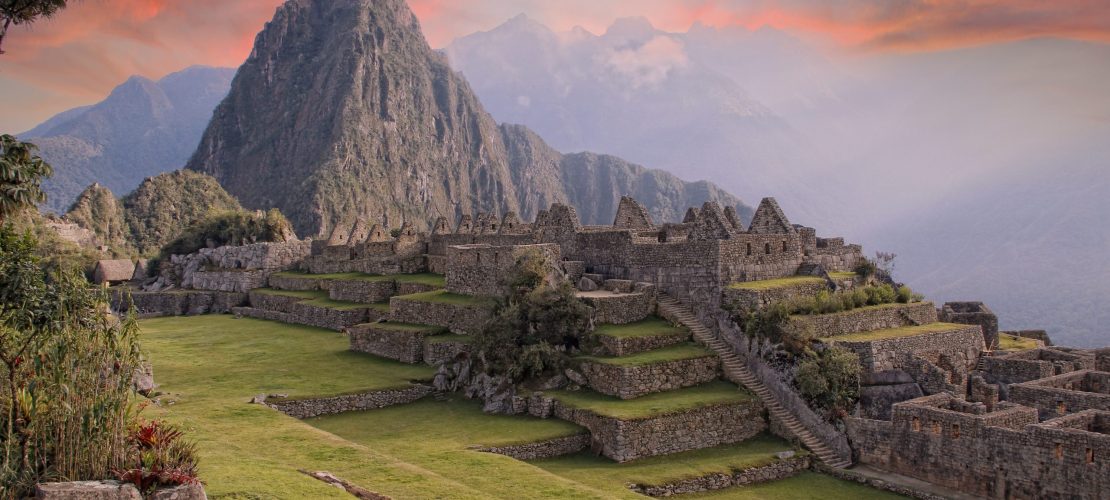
[794, 347, 861, 417]
[473, 248, 593, 381]
[0, 226, 147, 496]
[159, 209, 294, 260]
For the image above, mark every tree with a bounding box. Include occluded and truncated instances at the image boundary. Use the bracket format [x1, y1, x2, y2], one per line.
[0, 0, 69, 54]
[0, 134, 53, 224]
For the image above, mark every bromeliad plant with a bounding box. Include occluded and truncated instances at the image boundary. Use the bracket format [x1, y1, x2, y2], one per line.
[115, 419, 200, 494]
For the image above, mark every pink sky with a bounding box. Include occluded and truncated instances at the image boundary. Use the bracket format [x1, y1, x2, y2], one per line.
[2, 0, 1108, 132]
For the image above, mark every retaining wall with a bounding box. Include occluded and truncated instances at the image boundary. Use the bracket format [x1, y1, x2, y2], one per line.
[266, 385, 432, 418]
[790, 302, 938, 338]
[629, 455, 811, 497]
[479, 434, 590, 461]
[580, 355, 720, 399]
[389, 297, 492, 334]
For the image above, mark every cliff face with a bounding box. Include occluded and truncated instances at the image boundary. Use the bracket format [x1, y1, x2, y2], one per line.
[188, 0, 749, 236]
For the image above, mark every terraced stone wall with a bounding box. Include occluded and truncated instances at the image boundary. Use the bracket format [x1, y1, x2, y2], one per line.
[190, 270, 270, 293]
[630, 455, 811, 497]
[389, 297, 493, 334]
[791, 302, 938, 338]
[479, 434, 589, 460]
[984, 348, 1092, 386]
[833, 325, 983, 374]
[580, 355, 720, 399]
[445, 243, 561, 297]
[328, 280, 396, 303]
[348, 324, 435, 363]
[266, 385, 432, 418]
[553, 399, 766, 462]
[598, 331, 688, 357]
[112, 290, 247, 317]
[580, 290, 655, 325]
[721, 280, 828, 311]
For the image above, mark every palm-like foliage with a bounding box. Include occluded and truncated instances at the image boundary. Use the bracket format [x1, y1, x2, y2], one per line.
[1, 1, 69, 54]
[0, 134, 53, 223]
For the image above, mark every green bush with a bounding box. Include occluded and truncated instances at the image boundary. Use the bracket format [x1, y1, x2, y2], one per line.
[0, 226, 145, 496]
[474, 249, 593, 381]
[795, 347, 861, 416]
[854, 259, 877, 279]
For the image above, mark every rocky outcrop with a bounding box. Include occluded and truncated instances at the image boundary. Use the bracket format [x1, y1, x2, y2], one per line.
[187, 0, 748, 236]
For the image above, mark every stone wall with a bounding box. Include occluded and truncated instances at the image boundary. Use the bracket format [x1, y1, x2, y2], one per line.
[266, 385, 432, 418]
[478, 434, 589, 460]
[629, 455, 811, 497]
[389, 296, 493, 334]
[940, 302, 999, 350]
[579, 355, 720, 399]
[233, 304, 374, 331]
[597, 330, 689, 357]
[832, 325, 983, 375]
[791, 302, 938, 338]
[153, 240, 312, 291]
[553, 399, 766, 462]
[848, 393, 1110, 499]
[721, 280, 829, 311]
[445, 243, 561, 297]
[111, 289, 247, 317]
[190, 270, 270, 293]
[328, 279, 397, 303]
[423, 338, 471, 366]
[1009, 370, 1110, 420]
[348, 323, 445, 363]
[984, 348, 1093, 386]
[579, 288, 656, 325]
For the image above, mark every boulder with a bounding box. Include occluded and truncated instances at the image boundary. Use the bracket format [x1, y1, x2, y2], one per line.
[859, 383, 924, 420]
[577, 277, 598, 292]
[36, 481, 142, 500]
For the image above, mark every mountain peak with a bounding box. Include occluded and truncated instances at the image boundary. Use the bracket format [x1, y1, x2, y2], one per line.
[603, 16, 657, 43]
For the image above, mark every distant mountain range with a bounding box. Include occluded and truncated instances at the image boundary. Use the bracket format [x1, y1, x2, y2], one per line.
[22, 66, 235, 213]
[184, 0, 749, 237]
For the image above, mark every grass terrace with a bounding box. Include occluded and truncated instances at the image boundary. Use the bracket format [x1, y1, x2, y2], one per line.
[369, 322, 448, 335]
[580, 343, 714, 367]
[548, 381, 751, 420]
[367, 301, 391, 313]
[998, 333, 1040, 351]
[831, 322, 969, 342]
[728, 276, 826, 291]
[252, 288, 373, 311]
[425, 333, 475, 345]
[594, 316, 687, 339]
[397, 289, 494, 306]
[827, 272, 858, 281]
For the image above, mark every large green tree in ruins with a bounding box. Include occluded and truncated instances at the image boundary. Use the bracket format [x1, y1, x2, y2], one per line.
[0, 134, 52, 223]
[0, 0, 69, 54]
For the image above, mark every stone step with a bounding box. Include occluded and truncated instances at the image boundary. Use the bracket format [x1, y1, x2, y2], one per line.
[658, 295, 851, 469]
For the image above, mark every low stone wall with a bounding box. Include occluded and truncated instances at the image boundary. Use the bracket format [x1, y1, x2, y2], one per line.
[233, 306, 374, 331]
[580, 355, 720, 399]
[817, 464, 949, 500]
[248, 291, 303, 313]
[479, 434, 590, 460]
[424, 338, 472, 366]
[389, 297, 492, 334]
[348, 324, 441, 363]
[397, 282, 439, 295]
[266, 385, 432, 418]
[268, 274, 329, 291]
[629, 455, 811, 497]
[832, 325, 983, 374]
[191, 269, 270, 293]
[721, 280, 828, 311]
[579, 292, 655, 325]
[553, 399, 766, 462]
[36, 481, 206, 500]
[791, 302, 938, 338]
[598, 329, 689, 357]
[112, 289, 247, 317]
[1009, 370, 1110, 420]
[328, 279, 396, 303]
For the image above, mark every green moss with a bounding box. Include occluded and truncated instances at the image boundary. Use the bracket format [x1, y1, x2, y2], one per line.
[547, 381, 752, 420]
[830, 322, 970, 342]
[580, 343, 714, 367]
[729, 276, 826, 291]
[396, 289, 493, 306]
[594, 317, 687, 339]
[999, 333, 1039, 351]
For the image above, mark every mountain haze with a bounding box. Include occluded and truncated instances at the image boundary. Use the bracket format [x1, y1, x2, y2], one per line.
[22, 66, 235, 212]
[186, 0, 749, 237]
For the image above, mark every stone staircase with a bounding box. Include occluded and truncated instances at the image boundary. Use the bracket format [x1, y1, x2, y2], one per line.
[657, 295, 853, 469]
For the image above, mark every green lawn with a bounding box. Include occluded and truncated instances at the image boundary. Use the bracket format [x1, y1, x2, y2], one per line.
[271, 271, 446, 287]
[370, 322, 448, 335]
[531, 434, 802, 489]
[594, 317, 687, 339]
[830, 322, 969, 342]
[581, 343, 714, 367]
[729, 276, 826, 291]
[548, 381, 752, 420]
[397, 289, 494, 306]
[998, 333, 1039, 351]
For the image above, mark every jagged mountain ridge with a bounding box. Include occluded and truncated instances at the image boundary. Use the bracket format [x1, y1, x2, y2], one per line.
[186, 0, 750, 237]
[22, 66, 236, 212]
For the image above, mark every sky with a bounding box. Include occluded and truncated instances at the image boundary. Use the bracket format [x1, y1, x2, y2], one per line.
[2, 0, 1109, 132]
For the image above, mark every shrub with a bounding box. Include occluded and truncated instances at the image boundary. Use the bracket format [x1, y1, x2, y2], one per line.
[115, 419, 200, 494]
[474, 249, 593, 381]
[795, 347, 861, 416]
[0, 226, 143, 496]
[158, 209, 294, 260]
[854, 259, 877, 279]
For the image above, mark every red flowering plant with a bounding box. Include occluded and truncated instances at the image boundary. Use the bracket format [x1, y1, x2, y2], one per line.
[114, 418, 200, 494]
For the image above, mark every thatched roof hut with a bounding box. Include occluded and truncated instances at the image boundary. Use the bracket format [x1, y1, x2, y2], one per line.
[93, 260, 136, 285]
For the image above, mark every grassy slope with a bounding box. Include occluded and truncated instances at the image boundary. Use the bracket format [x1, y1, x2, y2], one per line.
[999, 333, 1040, 350]
[729, 276, 826, 291]
[396, 289, 493, 306]
[141, 315, 900, 499]
[594, 317, 687, 339]
[252, 288, 370, 311]
[271, 271, 446, 287]
[580, 343, 714, 367]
